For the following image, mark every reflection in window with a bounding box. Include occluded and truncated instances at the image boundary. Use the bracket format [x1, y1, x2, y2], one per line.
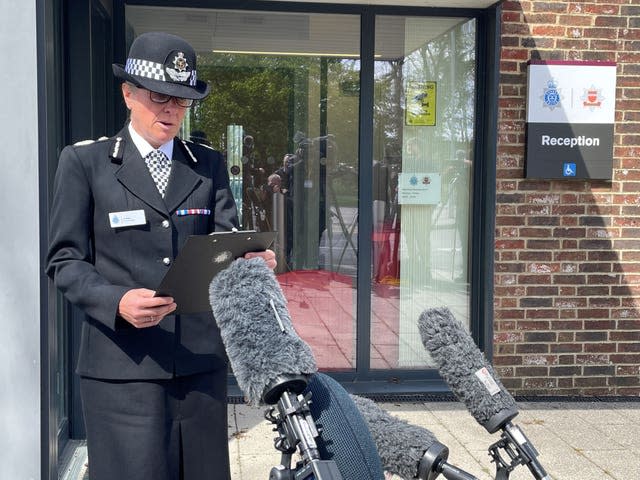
[371, 17, 476, 369]
[161, 9, 363, 370]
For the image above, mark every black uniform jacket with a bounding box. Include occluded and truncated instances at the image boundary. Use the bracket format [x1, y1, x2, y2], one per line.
[46, 127, 239, 380]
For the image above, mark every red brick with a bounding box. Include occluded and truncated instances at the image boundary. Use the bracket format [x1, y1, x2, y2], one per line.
[525, 309, 559, 319]
[575, 377, 608, 387]
[584, 343, 616, 353]
[531, 25, 566, 37]
[532, 2, 567, 14]
[609, 376, 640, 387]
[559, 309, 577, 319]
[582, 319, 616, 329]
[516, 366, 549, 377]
[610, 331, 640, 341]
[590, 39, 621, 51]
[522, 377, 558, 390]
[557, 378, 575, 389]
[493, 355, 524, 366]
[610, 354, 640, 364]
[617, 365, 640, 376]
[584, 4, 620, 15]
[494, 1, 639, 396]
[618, 343, 640, 353]
[558, 15, 594, 27]
[550, 343, 583, 353]
[576, 354, 610, 365]
[502, 48, 530, 60]
[502, 11, 523, 22]
[594, 16, 627, 28]
[516, 343, 549, 354]
[617, 387, 640, 395]
[583, 27, 620, 39]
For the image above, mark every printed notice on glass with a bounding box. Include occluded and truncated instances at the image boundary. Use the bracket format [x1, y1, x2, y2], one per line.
[397, 173, 441, 205]
[405, 81, 437, 126]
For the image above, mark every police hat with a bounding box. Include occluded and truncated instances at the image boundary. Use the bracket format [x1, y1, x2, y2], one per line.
[112, 32, 209, 100]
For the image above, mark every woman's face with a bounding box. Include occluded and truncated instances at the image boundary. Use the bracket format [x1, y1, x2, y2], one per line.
[122, 83, 188, 148]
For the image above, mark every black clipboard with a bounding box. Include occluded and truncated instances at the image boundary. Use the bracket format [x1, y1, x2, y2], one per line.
[155, 230, 276, 314]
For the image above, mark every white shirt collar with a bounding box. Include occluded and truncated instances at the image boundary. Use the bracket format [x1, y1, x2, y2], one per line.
[128, 123, 174, 160]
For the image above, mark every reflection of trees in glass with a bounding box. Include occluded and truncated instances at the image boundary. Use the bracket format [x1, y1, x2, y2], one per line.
[190, 54, 360, 206]
[191, 54, 295, 165]
[373, 19, 476, 159]
[374, 61, 405, 160]
[190, 54, 360, 163]
[404, 19, 476, 147]
[326, 59, 360, 167]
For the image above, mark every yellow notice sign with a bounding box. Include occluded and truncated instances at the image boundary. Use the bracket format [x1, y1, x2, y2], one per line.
[405, 81, 437, 126]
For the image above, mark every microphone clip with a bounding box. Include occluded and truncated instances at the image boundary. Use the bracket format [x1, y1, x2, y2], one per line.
[488, 422, 550, 480]
[266, 389, 344, 480]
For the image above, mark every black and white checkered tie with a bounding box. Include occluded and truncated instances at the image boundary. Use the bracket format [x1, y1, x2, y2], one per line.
[145, 150, 171, 198]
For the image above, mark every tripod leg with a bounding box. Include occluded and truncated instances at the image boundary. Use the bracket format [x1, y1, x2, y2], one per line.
[336, 214, 358, 271]
[327, 180, 357, 272]
[496, 467, 510, 480]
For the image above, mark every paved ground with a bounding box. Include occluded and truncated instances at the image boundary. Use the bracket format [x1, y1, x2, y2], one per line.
[228, 399, 640, 480]
[61, 398, 640, 480]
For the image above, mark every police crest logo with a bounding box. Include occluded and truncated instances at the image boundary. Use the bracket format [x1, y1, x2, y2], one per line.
[541, 79, 562, 110]
[165, 51, 192, 83]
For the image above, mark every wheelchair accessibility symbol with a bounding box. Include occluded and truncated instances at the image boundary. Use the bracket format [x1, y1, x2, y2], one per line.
[563, 163, 576, 177]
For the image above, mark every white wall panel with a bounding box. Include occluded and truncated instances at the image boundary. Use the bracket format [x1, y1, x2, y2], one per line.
[0, 1, 41, 478]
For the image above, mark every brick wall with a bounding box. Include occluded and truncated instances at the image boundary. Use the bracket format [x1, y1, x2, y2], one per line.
[494, 0, 640, 396]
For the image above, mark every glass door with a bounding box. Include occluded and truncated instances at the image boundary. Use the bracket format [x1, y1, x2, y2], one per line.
[124, 5, 479, 375]
[126, 6, 361, 370]
[371, 16, 476, 369]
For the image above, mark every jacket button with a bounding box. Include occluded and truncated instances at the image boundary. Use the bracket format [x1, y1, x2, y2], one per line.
[162, 257, 171, 266]
[161, 220, 170, 228]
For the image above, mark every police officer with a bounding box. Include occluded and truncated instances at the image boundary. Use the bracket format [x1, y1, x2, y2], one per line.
[46, 32, 275, 480]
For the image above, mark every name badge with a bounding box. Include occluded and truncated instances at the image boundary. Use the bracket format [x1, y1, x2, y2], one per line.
[109, 209, 147, 228]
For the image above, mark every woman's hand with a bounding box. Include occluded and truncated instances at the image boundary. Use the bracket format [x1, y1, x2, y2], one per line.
[118, 288, 177, 328]
[244, 249, 277, 270]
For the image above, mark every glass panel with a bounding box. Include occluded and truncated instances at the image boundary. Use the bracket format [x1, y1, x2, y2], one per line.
[371, 16, 476, 369]
[126, 7, 360, 370]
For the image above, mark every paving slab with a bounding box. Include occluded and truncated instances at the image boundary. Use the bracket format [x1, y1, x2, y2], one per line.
[228, 400, 640, 480]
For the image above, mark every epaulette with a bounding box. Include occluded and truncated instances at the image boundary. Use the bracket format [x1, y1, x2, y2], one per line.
[179, 139, 198, 163]
[187, 138, 216, 151]
[73, 136, 109, 147]
[109, 136, 125, 164]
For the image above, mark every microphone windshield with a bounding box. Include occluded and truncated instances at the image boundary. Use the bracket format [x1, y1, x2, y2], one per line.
[351, 394, 438, 480]
[418, 307, 518, 434]
[305, 373, 384, 480]
[209, 258, 317, 405]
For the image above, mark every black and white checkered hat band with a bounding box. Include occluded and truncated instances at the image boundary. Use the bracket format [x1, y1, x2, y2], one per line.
[124, 58, 197, 86]
[125, 58, 165, 81]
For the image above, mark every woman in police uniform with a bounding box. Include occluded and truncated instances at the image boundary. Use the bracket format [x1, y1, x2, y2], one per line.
[46, 32, 275, 480]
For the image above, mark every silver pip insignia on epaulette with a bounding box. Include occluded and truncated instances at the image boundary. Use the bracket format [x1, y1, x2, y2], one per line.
[181, 139, 198, 163]
[110, 136, 124, 163]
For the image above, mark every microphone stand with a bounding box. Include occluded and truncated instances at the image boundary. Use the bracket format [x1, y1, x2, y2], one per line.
[264, 376, 343, 480]
[488, 422, 551, 480]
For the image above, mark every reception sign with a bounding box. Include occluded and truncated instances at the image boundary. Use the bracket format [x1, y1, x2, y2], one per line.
[525, 61, 616, 179]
